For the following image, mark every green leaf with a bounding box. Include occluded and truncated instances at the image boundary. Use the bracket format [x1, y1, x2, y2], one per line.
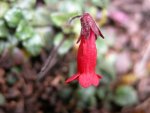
[35, 27, 53, 48]
[72, 21, 81, 36]
[97, 87, 107, 99]
[88, 96, 97, 107]
[0, 42, 5, 54]
[53, 33, 74, 55]
[0, 19, 8, 38]
[96, 53, 117, 84]
[15, 0, 36, 9]
[0, 1, 9, 18]
[58, 38, 73, 55]
[0, 41, 14, 53]
[15, 20, 34, 40]
[59, 88, 72, 100]
[78, 87, 96, 98]
[4, 8, 23, 27]
[6, 74, 18, 85]
[58, 1, 82, 13]
[31, 7, 51, 26]
[84, 6, 97, 17]
[44, 0, 59, 5]
[22, 9, 34, 21]
[53, 33, 63, 46]
[96, 37, 108, 55]
[77, 87, 96, 108]
[68, 60, 76, 77]
[92, 0, 110, 8]
[23, 34, 44, 56]
[8, 0, 17, 2]
[0, 93, 5, 105]
[11, 66, 21, 74]
[50, 12, 78, 27]
[7, 35, 19, 47]
[114, 86, 138, 106]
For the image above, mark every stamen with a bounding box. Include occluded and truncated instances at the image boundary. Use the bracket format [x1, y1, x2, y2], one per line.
[68, 15, 81, 24]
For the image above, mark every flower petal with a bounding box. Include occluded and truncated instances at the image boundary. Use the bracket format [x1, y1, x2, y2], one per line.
[92, 74, 102, 86]
[79, 73, 102, 88]
[65, 74, 79, 83]
[79, 73, 92, 88]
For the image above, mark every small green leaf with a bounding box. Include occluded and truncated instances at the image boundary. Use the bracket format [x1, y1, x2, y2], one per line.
[0, 41, 12, 51]
[50, 12, 78, 27]
[101, 29, 115, 47]
[11, 66, 21, 74]
[97, 87, 106, 99]
[7, 35, 19, 47]
[23, 34, 44, 56]
[72, 21, 81, 35]
[58, 38, 73, 55]
[22, 10, 34, 21]
[68, 60, 76, 77]
[15, 0, 36, 9]
[44, 0, 59, 5]
[15, 20, 34, 40]
[88, 96, 97, 107]
[0, 42, 5, 54]
[92, 0, 110, 8]
[59, 88, 72, 100]
[31, 7, 51, 26]
[0, 19, 8, 38]
[53, 33, 74, 55]
[6, 74, 17, 85]
[96, 37, 108, 55]
[78, 87, 96, 99]
[84, 6, 97, 17]
[98, 53, 117, 83]
[0, 1, 9, 18]
[77, 87, 96, 108]
[114, 86, 138, 106]
[58, 1, 82, 13]
[4, 8, 23, 27]
[35, 27, 53, 48]
[0, 93, 6, 105]
[53, 33, 63, 46]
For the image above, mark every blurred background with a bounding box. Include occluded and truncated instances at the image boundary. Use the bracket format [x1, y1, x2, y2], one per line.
[0, 0, 150, 113]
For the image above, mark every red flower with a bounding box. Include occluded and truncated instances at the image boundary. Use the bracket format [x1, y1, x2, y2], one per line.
[66, 13, 104, 88]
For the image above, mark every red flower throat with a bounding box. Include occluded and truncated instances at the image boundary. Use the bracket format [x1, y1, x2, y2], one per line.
[66, 13, 104, 88]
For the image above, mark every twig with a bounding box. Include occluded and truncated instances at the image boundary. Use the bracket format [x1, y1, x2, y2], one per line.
[134, 39, 150, 78]
[140, 41, 150, 66]
[37, 38, 65, 81]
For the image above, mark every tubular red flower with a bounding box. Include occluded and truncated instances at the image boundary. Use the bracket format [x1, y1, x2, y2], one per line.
[66, 13, 104, 88]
